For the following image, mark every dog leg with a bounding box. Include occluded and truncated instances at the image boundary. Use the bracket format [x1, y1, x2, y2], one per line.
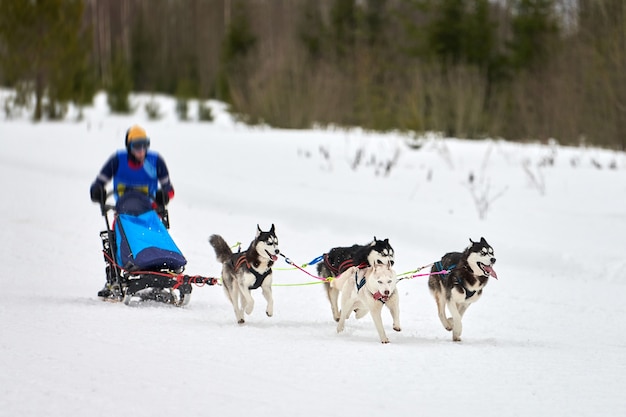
[434, 292, 453, 331]
[222, 278, 236, 307]
[447, 301, 463, 342]
[325, 281, 341, 322]
[222, 275, 244, 324]
[261, 279, 274, 317]
[336, 308, 348, 333]
[458, 303, 469, 319]
[230, 283, 245, 324]
[387, 295, 401, 332]
[337, 294, 357, 333]
[369, 303, 389, 343]
[238, 282, 255, 315]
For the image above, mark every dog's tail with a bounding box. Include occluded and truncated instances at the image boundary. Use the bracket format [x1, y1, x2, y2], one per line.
[209, 234, 233, 263]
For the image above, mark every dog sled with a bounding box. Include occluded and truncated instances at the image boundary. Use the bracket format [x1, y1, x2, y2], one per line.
[96, 190, 217, 306]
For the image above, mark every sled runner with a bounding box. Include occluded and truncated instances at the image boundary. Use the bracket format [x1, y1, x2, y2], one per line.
[97, 190, 216, 306]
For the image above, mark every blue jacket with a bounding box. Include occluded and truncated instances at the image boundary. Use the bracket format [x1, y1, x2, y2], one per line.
[91, 150, 173, 201]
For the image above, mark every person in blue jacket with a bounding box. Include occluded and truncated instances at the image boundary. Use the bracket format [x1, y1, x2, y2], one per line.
[89, 124, 175, 297]
[89, 124, 174, 205]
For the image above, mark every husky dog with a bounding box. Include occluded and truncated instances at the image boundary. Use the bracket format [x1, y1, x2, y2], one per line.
[209, 224, 280, 324]
[428, 237, 498, 341]
[333, 264, 401, 343]
[317, 238, 395, 322]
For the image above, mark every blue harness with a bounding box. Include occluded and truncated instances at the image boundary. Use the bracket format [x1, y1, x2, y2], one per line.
[433, 261, 476, 299]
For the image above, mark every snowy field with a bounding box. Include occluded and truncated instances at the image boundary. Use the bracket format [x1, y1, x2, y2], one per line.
[1, 92, 625, 416]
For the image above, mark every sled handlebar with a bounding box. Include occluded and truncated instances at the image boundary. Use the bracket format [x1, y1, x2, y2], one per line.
[97, 189, 171, 229]
[98, 190, 116, 216]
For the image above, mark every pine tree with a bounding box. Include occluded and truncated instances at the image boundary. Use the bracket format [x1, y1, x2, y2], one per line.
[106, 51, 133, 114]
[508, 0, 559, 71]
[0, 0, 94, 121]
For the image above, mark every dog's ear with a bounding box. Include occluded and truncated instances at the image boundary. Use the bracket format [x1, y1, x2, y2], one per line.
[469, 237, 475, 244]
[480, 237, 487, 244]
[270, 223, 275, 234]
[256, 224, 261, 237]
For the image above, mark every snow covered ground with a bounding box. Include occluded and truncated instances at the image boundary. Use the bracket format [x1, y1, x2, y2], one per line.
[1, 92, 625, 416]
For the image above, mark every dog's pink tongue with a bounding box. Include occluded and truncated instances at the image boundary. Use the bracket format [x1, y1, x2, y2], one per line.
[271, 255, 278, 261]
[484, 265, 498, 279]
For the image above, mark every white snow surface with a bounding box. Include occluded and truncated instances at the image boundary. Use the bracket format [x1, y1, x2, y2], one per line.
[1, 92, 625, 417]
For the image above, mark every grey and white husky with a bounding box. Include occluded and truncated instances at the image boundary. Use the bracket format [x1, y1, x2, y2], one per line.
[332, 264, 401, 343]
[317, 238, 395, 322]
[428, 237, 498, 341]
[209, 224, 280, 324]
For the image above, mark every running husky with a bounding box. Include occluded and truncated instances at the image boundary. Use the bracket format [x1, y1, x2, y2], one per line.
[428, 237, 498, 341]
[317, 238, 395, 322]
[333, 264, 401, 343]
[209, 224, 280, 324]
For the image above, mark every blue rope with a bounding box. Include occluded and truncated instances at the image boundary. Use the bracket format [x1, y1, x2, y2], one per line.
[307, 255, 324, 266]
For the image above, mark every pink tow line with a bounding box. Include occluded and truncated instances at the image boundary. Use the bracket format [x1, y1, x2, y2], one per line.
[280, 254, 329, 281]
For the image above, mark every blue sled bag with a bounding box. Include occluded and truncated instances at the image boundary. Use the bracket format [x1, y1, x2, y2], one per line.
[114, 191, 187, 272]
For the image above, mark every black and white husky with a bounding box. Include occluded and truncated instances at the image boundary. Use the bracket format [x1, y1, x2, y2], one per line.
[428, 237, 498, 341]
[333, 264, 401, 343]
[317, 237, 395, 322]
[209, 224, 280, 324]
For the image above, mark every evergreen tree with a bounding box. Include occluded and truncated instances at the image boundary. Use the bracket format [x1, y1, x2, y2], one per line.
[218, 3, 256, 103]
[298, 0, 326, 61]
[106, 51, 133, 114]
[428, 0, 466, 66]
[508, 0, 559, 71]
[0, 0, 93, 121]
[329, 0, 358, 58]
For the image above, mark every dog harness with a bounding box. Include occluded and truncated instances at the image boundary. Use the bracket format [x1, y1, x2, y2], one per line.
[324, 253, 369, 276]
[434, 261, 476, 299]
[459, 283, 476, 299]
[354, 271, 390, 303]
[232, 253, 273, 290]
[433, 261, 455, 274]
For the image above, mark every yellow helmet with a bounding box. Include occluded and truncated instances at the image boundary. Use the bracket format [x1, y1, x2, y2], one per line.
[125, 125, 149, 151]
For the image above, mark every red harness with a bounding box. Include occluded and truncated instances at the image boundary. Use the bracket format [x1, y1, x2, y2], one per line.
[232, 252, 273, 289]
[324, 253, 369, 276]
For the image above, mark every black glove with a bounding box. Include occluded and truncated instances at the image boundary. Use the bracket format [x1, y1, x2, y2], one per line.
[155, 189, 169, 206]
[90, 183, 104, 203]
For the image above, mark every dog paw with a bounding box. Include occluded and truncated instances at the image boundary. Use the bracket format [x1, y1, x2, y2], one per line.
[266, 311, 273, 317]
[238, 318, 245, 324]
[381, 338, 390, 344]
[336, 324, 344, 333]
[453, 336, 462, 342]
[393, 325, 401, 332]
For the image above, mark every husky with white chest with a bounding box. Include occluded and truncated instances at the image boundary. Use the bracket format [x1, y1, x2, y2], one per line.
[333, 264, 401, 343]
[317, 238, 395, 322]
[428, 237, 498, 341]
[209, 224, 280, 324]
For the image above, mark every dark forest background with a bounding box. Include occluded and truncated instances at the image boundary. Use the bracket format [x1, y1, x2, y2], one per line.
[0, 0, 624, 149]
